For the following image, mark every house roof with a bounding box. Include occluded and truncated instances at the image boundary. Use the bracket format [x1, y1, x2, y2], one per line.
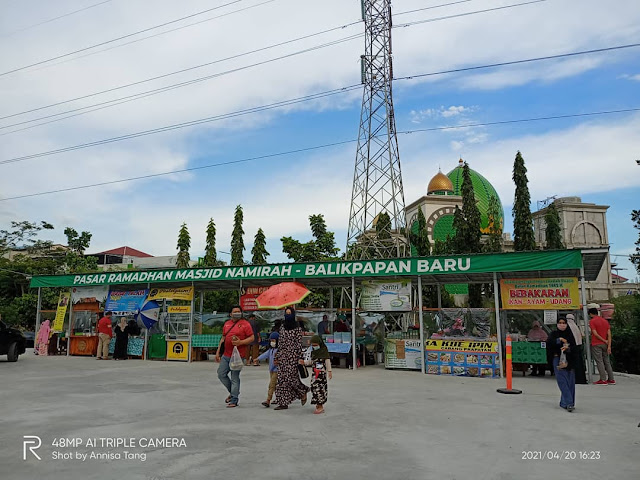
[94, 246, 152, 258]
[612, 273, 628, 282]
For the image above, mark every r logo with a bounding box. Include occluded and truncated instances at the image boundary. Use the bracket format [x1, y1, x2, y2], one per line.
[23, 436, 42, 460]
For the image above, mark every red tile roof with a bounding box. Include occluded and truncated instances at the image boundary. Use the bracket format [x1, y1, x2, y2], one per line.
[612, 273, 628, 282]
[95, 246, 152, 258]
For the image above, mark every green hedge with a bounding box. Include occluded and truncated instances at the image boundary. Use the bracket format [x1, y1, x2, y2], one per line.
[610, 294, 640, 374]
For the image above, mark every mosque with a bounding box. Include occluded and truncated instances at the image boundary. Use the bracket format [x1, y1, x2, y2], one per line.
[404, 158, 637, 301]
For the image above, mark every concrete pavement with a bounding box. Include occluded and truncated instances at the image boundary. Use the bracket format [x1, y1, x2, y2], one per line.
[1, 351, 638, 480]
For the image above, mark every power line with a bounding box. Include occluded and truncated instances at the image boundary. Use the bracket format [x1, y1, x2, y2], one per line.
[394, 42, 640, 81]
[1, 0, 112, 38]
[0, 85, 361, 165]
[0, 0, 545, 122]
[395, 0, 477, 16]
[0, 0, 249, 78]
[2, 39, 639, 138]
[0, 19, 362, 124]
[28, 0, 278, 73]
[395, 0, 547, 28]
[1, 106, 638, 201]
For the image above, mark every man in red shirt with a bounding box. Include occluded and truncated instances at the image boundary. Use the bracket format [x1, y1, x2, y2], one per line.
[215, 305, 254, 407]
[588, 307, 615, 385]
[96, 311, 113, 360]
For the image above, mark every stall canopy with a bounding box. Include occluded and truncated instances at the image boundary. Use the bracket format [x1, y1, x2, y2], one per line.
[29, 249, 607, 291]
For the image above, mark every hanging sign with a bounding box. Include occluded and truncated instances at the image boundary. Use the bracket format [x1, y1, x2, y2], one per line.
[384, 339, 422, 370]
[168, 306, 191, 314]
[148, 286, 194, 301]
[500, 278, 580, 310]
[361, 280, 412, 311]
[105, 289, 149, 313]
[52, 292, 70, 332]
[240, 286, 270, 311]
[71, 285, 108, 304]
[425, 339, 499, 377]
[543, 310, 558, 325]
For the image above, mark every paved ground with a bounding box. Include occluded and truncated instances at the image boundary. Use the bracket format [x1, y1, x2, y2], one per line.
[1, 350, 638, 480]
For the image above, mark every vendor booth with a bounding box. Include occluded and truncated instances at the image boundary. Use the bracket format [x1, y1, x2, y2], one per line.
[30, 249, 607, 380]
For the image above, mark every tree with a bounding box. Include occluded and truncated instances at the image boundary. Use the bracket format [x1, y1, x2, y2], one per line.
[281, 214, 339, 262]
[230, 205, 245, 266]
[375, 212, 392, 240]
[1, 221, 54, 255]
[512, 151, 536, 251]
[251, 228, 269, 264]
[484, 195, 503, 253]
[64, 227, 92, 254]
[409, 209, 431, 256]
[544, 203, 564, 250]
[631, 210, 640, 275]
[460, 162, 482, 253]
[204, 218, 217, 267]
[176, 223, 191, 268]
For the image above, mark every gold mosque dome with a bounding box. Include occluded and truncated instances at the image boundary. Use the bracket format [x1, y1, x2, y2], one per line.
[427, 170, 454, 194]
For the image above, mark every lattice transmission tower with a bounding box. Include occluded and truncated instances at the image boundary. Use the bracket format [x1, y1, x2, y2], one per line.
[346, 0, 408, 260]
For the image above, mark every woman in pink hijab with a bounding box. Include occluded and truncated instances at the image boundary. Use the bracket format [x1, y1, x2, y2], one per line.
[527, 321, 548, 376]
[35, 320, 51, 356]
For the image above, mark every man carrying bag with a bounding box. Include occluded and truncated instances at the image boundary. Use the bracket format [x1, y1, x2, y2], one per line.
[215, 305, 254, 408]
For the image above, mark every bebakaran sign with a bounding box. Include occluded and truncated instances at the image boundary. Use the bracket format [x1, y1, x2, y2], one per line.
[29, 250, 583, 288]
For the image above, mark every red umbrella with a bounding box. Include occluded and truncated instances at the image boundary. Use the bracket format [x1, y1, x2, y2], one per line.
[255, 282, 311, 310]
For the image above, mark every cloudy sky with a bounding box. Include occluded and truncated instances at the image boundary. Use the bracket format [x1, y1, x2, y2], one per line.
[0, 0, 639, 278]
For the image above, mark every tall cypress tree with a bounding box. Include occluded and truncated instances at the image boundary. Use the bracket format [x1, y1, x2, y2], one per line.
[544, 203, 564, 250]
[451, 205, 467, 254]
[251, 228, 269, 264]
[204, 218, 217, 267]
[460, 162, 482, 253]
[484, 195, 503, 253]
[230, 205, 245, 266]
[631, 210, 640, 275]
[409, 208, 431, 256]
[512, 151, 536, 251]
[176, 222, 191, 268]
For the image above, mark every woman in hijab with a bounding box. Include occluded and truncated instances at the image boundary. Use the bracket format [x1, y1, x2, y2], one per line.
[113, 317, 129, 360]
[527, 321, 548, 376]
[35, 320, 51, 356]
[273, 307, 310, 410]
[547, 317, 578, 412]
[565, 314, 587, 384]
[300, 335, 333, 414]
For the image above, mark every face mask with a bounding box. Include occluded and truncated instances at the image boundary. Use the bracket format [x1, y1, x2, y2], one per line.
[231, 312, 242, 320]
[558, 323, 567, 331]
[284, 313, 295, 322]
[270, 341, 277, 348]
[312, 345, 320, 351]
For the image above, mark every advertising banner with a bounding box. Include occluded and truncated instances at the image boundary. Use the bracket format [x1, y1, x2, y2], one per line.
[105, 289, 148, 313]
[71, 286, 108, 304]
[384, 339, 422, 370]
[240, 286, 270, 311]
[500, 277, 580, 310]
[147, 286, 194, 301]
[361, 280, 411, 311]
[30, 250, 583, 288]
[167, 340, 189, 361]
[52, 292, 70, 332]
[425, 339, 499, 377]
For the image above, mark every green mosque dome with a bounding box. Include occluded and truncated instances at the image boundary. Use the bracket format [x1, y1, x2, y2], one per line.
[446, 159, 504, 234]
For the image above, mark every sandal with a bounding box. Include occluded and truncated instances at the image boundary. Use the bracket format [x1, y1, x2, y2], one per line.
[253, 362, 259, 366]
[225, 396, 232, 404]
[313, 408, 325, 415]
[227, 403, 238, 408]
[274, 405, 288, 410]
[301, 394, 308, 406]
[261, 401, 270, 408]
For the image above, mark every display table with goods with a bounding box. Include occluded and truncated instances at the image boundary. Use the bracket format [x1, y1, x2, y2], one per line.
[108, 336, 145, 358]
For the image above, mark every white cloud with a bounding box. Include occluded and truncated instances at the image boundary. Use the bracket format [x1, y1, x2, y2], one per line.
[441, 106, 470, 118]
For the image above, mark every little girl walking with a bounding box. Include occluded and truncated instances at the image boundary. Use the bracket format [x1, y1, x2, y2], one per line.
[257, 332, 279, 407]
[300, 335, 332, 414]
